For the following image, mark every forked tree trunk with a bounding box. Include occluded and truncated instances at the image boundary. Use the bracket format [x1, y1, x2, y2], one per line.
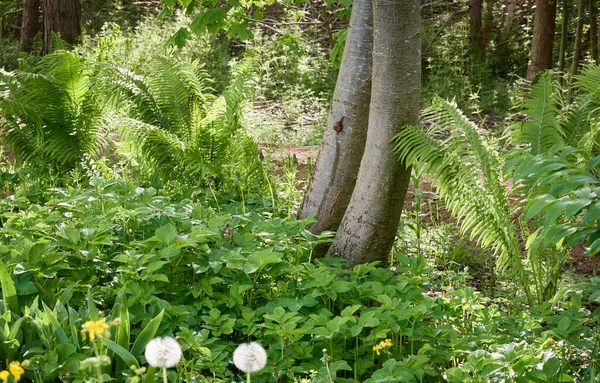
[298, 0, 372, 234]
[568, 0, 585, 102]
[526, 0, 557, 80]
[42, 0, 81, 55]
[558, 0, 569, 81]
[590, 0, 599, 64]
[469, 0, 485, 55]
[20, 0, 40, 52]
[327, 0, 420, 265]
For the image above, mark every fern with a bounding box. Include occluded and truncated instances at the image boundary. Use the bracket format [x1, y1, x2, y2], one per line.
[105, 54, 261, 192]
[0, 51, 103, 172]
[395, 98, 531, 301]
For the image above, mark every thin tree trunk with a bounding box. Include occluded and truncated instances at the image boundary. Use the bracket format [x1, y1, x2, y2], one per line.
[327, 0, 420, 265]
[469, 0, 485, 55]
[558, 0, 569, 82]
[20, 0, 40, 52]
[42, 0, 81, 55]
[298, 0, 372, 234]
[590, 0, 599, 64]
[568, 0, 585, 102]
[482, 0, 495, 50]
[526, 0, 557, 80]
[500, 0, 518, 42]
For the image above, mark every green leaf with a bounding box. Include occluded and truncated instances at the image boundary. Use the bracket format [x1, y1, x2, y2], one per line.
[131, 309, 165, 357]
[155, 224, 178, 246]
[104, 338, 140, 369]
[0, 258, 18, 313]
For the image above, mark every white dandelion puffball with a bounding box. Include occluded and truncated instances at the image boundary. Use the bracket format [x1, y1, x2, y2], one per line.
[233, 342, 267, 373]
[144, 337, 182, 368]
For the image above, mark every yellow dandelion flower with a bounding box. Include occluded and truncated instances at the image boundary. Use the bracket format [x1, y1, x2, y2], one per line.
[82, 319, 110, 341]
[9, 361, 24, 381]
[384, 339, 392, 347]
[0, 370, 9, 383]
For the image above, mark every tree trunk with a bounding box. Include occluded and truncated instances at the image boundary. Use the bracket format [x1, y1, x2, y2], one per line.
[500, 0, 518, 42]
[526, 0, 557, 80]
[590, 0, 599, 64]
[557, 0, 569, 81]
[327, 0, 420, 265]
[20, 0, 40, 52]
[42, 0, 81, 55]
[568, 0, 585, 102]
[469, 0, 485, 55]
[297, 0, 372, 234]
[482, 0, 495, 50]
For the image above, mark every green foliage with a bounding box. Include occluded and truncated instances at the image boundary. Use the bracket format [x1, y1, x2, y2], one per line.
[0, 180, 597, 381]
[102, 54, 262, 193]
[0, 50, 104, 174]
[394, 98, 531, 301]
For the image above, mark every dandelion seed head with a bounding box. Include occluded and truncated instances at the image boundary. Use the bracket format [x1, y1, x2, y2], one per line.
[144, 337, 182, 368]
[233, 342, 267, 373]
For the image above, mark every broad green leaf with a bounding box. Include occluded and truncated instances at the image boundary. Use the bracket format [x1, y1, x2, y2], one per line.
[0, 258, 18, 313]
[131, 309, 164, 357]
[155, 224, 178, 246]
[104, 338, 139, 369]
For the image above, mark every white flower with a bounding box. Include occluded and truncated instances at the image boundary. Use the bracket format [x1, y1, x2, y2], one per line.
[144, 337, 182, 368]
[233, 342, 267, 373]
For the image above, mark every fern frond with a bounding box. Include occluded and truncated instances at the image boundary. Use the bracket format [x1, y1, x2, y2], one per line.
[514, 71, 563, 154]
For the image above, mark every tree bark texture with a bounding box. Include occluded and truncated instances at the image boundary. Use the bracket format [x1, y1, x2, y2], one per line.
[482, 0, 495, 50]
[20, 0, 41, 52]
[327, 0, 420, 265]
[557, 0, 569, 79]
[297, 0, 372, 234]
[500, 0, 518, 42]
[590, 0, 599, 64]
[568, 0, 585, 102]
[469, 0, 485, 54]
[42, 0, 81, 55]
[526, 0, 557, 80]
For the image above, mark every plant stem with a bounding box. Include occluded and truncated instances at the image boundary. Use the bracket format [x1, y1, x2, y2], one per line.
[247, 372, 251, 383]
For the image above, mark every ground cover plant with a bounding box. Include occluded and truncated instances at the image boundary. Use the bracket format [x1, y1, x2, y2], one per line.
[0, 180, 598, 382]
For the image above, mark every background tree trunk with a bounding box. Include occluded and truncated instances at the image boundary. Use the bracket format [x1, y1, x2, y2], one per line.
[590, 0, 599, 64]
[500, 0, 518, 42]
[298, 0, 372, 235]
[482, 0, 495, 50]
[20, 0, 40, 52]
[469, 0, 485, 55]
[568, 0, 585, 102]
[327, 0, 420, 265]
[42, 0, 81, 55]
[558, 0, 569, 82]
[526, 0, 557, 80]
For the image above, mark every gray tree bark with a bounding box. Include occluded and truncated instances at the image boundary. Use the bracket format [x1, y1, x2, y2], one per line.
[327, 0, 420, 265]
[298, 0, 372, 234]
[526, 0, 557, 81]
[20, 0, 40, 52]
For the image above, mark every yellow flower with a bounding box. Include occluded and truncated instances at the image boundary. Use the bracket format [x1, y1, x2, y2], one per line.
[81, 319, 110, 341]
[0, 370, 9, 383]
[9, 361, 24, 381]
[373, 339, 393, 355]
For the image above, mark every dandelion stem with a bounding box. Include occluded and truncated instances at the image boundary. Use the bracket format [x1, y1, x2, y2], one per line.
[247, 371, 251, 383]
[162, 366, 168, 383]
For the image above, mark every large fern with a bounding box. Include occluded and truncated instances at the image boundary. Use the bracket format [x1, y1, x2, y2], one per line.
[0, 51, 103, 171]
[395, 98, 532, 302]
[103, 54, 261, 191]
